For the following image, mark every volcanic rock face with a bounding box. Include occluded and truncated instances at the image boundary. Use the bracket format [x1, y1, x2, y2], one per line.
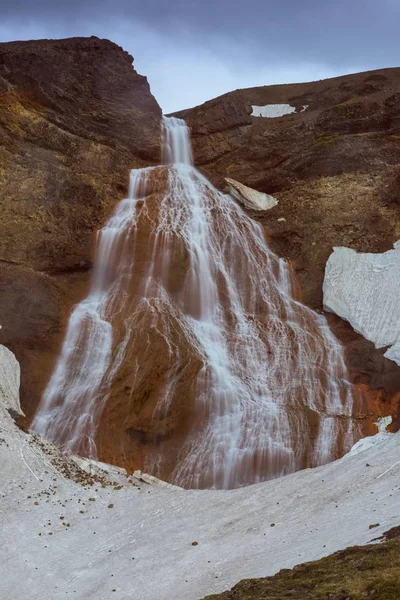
[3, 39, 400, 484]
[0, 37, 162, 420]
[173, 69, 400, 307]
[173, 69, 400, 431]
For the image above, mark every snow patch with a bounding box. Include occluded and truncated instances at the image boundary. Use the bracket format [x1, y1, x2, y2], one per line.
[0, 344, 23, 417]
[323, 245, 400, 366]
[71, 455, 128, 479]
[2, 344, 400, 600]
[349, 417, 392, 455]
[251, 104, 296, 118]
[226, 177, 278, 211]
[251, 104, 309, 118]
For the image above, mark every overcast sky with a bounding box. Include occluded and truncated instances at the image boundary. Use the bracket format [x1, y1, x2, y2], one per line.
[1, 0, 399, 113]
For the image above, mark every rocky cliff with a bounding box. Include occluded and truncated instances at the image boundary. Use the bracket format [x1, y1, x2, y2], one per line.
[0, 37, 162, 420]
[173, 70, 400, 431]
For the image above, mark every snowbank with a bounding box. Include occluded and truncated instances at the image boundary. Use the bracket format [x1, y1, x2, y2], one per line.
[0, 344, 23, 417]
[251, 104, 308, 118]
[323, 243, 400, 366]
[349, 417, 393, 455]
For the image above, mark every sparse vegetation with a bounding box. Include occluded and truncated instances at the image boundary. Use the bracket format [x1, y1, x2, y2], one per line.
[388, 135, 400, 142]
[314, 131, 341, 146]
[333, 99, 363, 118]
[384, 95, 398, 107]
[204, 531, 400, 599]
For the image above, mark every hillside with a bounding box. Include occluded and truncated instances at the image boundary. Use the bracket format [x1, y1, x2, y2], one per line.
[173, 69, 400, 432]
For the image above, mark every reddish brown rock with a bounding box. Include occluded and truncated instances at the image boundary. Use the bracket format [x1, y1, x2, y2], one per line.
[0, 37, 162, 420]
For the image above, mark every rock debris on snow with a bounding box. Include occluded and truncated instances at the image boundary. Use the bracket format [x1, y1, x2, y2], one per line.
[1, 344, 400, 600]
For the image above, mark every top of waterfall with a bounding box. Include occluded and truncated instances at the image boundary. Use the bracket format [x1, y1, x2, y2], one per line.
[161, 116, 193, 166]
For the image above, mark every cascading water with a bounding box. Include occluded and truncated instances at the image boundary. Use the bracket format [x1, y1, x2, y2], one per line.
[32, 116, 359, 489]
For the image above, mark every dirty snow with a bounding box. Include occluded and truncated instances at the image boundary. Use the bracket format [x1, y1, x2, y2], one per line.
[0, 345, 22, 416]
[226, 177, 278, 211]
[251, 104, 296, 118]
[349, 417, 393, 455]
[1, 344, 400, 600]
[323, 243, 400, 366]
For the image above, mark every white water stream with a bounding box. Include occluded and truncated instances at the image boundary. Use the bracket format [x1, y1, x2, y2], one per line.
[32, 116, 357, 488]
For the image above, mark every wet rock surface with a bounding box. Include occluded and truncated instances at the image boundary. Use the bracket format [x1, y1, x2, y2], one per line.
[31, 159, 360, 485]
[1, 39, 399, 474]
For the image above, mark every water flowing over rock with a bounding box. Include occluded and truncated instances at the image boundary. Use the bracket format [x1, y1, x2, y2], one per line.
[32, 116, 359, 489]
[172, 68, 400, 310]
[173, 68, 400, 431]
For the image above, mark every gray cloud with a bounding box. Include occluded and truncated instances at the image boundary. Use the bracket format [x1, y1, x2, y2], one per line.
[1, 0, 399, 112]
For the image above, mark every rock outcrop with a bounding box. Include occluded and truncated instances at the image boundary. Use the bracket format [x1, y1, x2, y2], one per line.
[173, 68, 400, 431]
[31, 155, 362, 487]
[203, 531, 400, 600]
[173, 68, 400, 308]
[2, 39, 399, 472]
[0, 37, 162, 420]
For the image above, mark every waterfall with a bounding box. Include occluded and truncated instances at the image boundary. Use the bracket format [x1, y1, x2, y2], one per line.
[32, 116, 358, 489]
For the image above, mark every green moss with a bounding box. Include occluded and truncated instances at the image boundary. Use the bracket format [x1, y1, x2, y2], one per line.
[388, 135, 400, 142]
[203, 534, 400, 600]
[333, 99, 363, 118]
[313, 131, 341, 147]
[385, 95, 397, 107]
